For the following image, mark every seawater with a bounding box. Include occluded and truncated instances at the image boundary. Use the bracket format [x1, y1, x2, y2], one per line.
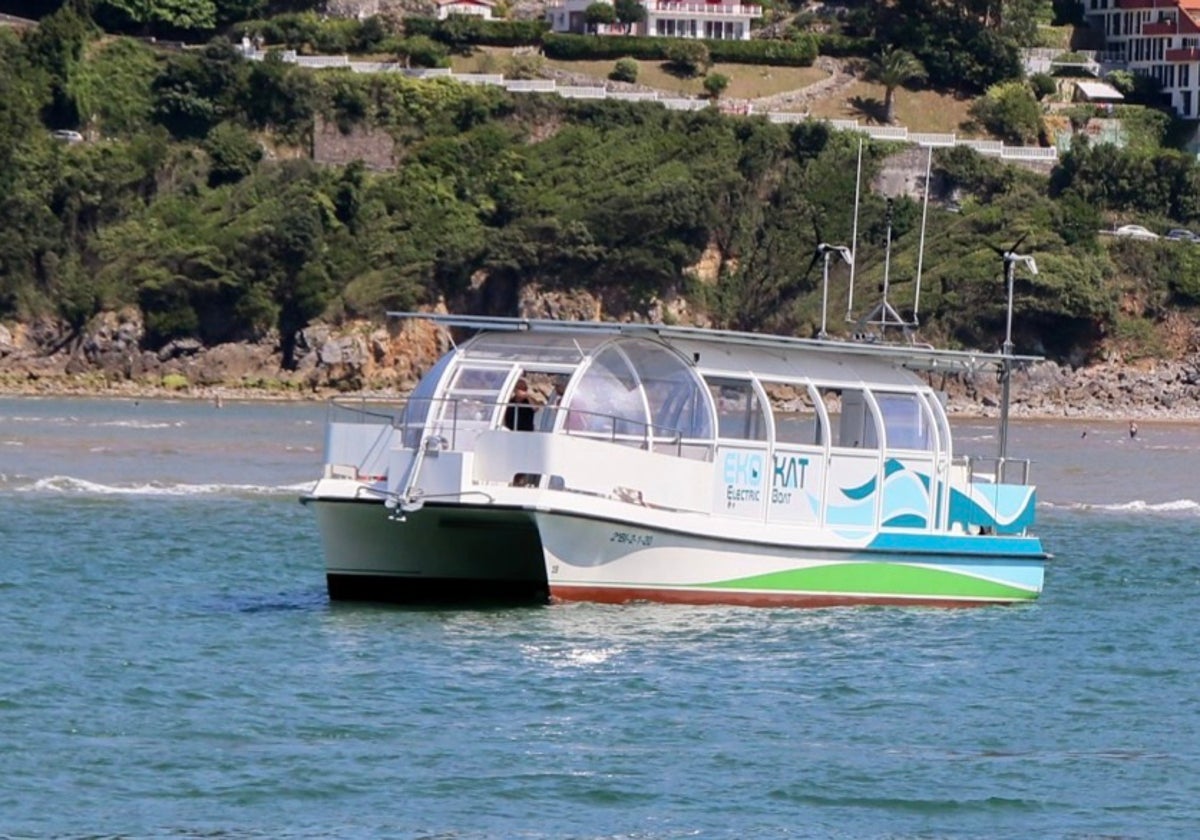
[2, 396, 1199, 839]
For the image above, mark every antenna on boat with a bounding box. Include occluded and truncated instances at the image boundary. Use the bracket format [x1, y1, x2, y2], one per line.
[811, 243, 853, 339]
[991, 233, 1037, 358]
[913, 145, 933, 325]
[846, 136, 864, 322]
[802, 208, 853, 339]
[855, 198, 914, 340]
[991, 233, 1038, 461]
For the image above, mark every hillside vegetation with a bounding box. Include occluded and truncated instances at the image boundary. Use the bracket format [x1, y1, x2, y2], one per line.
[2, 2, 1200, 373]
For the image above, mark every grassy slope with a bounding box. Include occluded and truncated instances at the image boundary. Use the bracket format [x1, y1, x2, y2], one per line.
[454, 48, 984, 135]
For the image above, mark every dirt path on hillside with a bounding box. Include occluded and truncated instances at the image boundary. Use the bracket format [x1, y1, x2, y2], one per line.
[749, 56, 860, 113]
[538, 54, 861, 115]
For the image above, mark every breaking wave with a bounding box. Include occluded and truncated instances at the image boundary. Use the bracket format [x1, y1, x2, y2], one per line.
[91, 419, 186, 429]
[1043, 499, 1200, 516]
[9, 475, 315, 497]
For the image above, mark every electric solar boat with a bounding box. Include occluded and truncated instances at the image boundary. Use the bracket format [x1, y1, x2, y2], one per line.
[302, 314, 1048, 607]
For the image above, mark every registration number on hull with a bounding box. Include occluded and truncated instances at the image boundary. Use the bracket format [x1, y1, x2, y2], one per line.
[610, 530, 654, 547]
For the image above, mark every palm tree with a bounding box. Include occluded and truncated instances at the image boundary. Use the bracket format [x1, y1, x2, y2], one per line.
[867, 46, 927, 125]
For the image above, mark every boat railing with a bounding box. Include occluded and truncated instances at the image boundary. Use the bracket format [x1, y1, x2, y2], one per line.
[532, 403, 695, 456]
[329, 395, 699, 458]
[328, 396, 405, 425]
[963, 455, 1032, 486]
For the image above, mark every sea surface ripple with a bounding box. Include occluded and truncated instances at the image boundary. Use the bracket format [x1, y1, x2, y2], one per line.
[2, 399, 1199, 838]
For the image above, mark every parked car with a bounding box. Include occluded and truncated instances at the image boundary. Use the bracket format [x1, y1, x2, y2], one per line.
[1113, 224, 1160, 240]
[1165, 228, 1198, 242]
[50, 129, 83, 143]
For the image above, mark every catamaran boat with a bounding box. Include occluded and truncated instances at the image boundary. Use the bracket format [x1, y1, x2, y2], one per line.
[301, 313, 1048, 607]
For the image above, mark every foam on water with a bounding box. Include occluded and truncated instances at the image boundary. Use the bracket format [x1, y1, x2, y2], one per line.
[91, 419, 186, 429]
[14, 474, 315, 497]
[1045, 498, 1200, 515]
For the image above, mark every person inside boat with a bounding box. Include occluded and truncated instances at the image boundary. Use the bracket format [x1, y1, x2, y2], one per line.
[503, 378, 536, 432]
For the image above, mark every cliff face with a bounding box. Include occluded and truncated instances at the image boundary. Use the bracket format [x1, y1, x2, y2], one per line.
[4, 294, 1200, 419]
[0, 307, 449, 396]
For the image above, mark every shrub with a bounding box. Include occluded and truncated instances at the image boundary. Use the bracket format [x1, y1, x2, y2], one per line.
[203, 122, 262, 187]
[814, 32, 872, 58]
[1030, 72, 1058, 100]
[665, 41, 711, 77]
[703, 72, 729, 99]
[543, 33, 656, 61]
[716, 36, 816, 66]
[404, 16, 549, 49]
[610, 57, 638, 83]
[542, 33, 814, 67]
[968, 81, 1044, 144]
[395, 35, 449, 68]
[162, 373, 190, 391]
[505, 52, 546, 79]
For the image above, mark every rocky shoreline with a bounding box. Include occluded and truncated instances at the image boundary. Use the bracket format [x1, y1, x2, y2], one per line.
[3, 309, 1200, 422]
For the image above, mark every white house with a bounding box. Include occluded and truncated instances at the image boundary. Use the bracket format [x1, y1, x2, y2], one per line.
[1080, 0, 1200, 118]
[545, 0, 762, 41]
[436, 0, 495, 21]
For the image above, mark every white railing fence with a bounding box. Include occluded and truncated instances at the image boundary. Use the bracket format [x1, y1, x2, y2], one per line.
[245, 46, 1059, 162]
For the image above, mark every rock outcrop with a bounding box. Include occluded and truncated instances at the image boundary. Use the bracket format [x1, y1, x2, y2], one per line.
[3, 304, 1200, 419]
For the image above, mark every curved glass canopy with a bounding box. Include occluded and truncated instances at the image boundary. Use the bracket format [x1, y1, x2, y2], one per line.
[567, 339, 713, 440]
[409, 329, 942, 454]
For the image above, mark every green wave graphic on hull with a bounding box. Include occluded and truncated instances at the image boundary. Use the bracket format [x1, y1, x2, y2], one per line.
[702, 562, 1038, 600]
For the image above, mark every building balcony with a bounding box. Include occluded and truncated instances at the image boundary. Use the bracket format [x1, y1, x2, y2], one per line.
[1166, 47, 1200, 61]
[648, 1, 762, 17]
[1116, 0, 1159, 9]
[1143, 21, 1176, 35]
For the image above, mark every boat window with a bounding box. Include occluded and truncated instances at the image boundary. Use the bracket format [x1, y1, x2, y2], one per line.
[449, 367, 509, 393]
[621, 340, 712, 440]
[441, 365, 510, 427]
[565, 339, 711, 443]
[818, 387, 878, 450]
[767, 383, 822, 446]
[874, 392, 933, 451]
[400, 348, 456, 447]
[706, 378, 767, 441]
[567, 345, 645, 437]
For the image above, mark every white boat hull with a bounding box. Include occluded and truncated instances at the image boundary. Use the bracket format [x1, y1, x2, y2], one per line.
[535, 509, 1044, 607]
[306, 491, 1043, 607]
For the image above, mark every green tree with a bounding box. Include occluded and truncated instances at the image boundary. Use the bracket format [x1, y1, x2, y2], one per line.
[866, 46, 926, 124]
[584, 2, 615, 34]
[0, 30, 48, 194]
[24, 3, 95, 128]
[614, 0, 645, 34]
[68, 37, 158, 136]
[152, 38, 249, 139]
[241, 50, 316, 141]
[870, 0, 1022, 92]
[97, 0, 218, 31]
